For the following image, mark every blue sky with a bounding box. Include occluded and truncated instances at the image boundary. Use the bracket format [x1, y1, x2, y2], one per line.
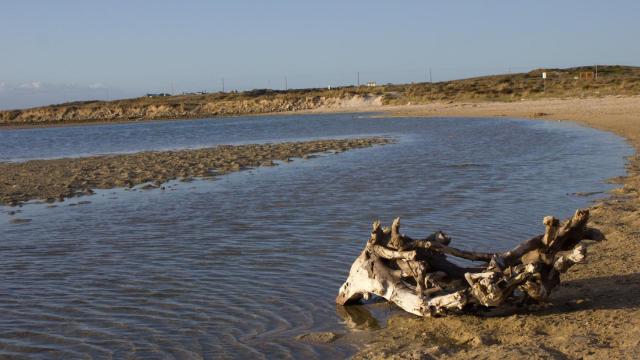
[1, 0, 639, 109]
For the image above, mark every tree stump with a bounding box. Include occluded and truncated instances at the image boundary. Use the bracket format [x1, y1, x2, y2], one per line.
[336, 209, 603, 316]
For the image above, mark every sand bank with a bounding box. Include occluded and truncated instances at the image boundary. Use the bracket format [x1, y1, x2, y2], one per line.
[0, 137, 389, 206]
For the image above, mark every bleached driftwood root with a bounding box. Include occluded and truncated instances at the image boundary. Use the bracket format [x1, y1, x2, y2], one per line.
[336, 209, 602, 316]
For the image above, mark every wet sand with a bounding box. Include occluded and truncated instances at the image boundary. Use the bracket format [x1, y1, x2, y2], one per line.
[0, 137, 390, 206]
[347, 96, 640, 359]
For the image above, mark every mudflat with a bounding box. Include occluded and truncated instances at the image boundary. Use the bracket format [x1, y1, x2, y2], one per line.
[348, 96, 640, 359]
[0, 137, 389, 206]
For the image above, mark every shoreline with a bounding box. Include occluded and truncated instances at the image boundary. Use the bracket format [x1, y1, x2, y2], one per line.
[2, 94, 636, 130]
[346, 96, 640, 358]
[1, 96, 638, 357]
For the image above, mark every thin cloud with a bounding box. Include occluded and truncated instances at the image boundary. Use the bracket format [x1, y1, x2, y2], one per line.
[18, 81, 42, 90]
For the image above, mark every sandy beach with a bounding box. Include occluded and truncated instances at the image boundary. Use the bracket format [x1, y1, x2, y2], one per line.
[346, 96, 640, 359]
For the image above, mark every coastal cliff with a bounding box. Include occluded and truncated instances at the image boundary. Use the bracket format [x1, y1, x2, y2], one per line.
[0, 92, 383, 125]
[1, 65, 638, 126]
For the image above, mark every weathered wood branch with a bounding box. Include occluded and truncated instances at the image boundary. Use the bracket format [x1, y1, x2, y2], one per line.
[370, 244, 416, 261]
[336, 209, 597, 316]
[335, 248, 469, 317]
[415, 240, 495, 262]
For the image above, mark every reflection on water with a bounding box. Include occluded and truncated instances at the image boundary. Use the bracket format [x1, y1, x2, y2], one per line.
[0, 115, 633, 359]
[336, 304, 381, 331]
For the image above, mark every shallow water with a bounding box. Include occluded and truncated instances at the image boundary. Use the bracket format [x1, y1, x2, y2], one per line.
[0, 114, 633, 359]
[1, 113, 390, 162]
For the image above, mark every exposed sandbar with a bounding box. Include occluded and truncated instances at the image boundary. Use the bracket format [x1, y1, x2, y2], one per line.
[0, 137, 390, 206]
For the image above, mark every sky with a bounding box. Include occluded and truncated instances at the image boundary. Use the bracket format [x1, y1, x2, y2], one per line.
[1, 0, 639, 109]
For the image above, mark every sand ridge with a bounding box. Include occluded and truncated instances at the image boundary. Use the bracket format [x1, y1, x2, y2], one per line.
[0, 138, 390, 206]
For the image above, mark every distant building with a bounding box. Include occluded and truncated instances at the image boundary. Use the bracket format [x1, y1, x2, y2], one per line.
[181, 91, 208, 96]
[366, 81, 377, 87]
[146, 93, 171, 98]
[578, 72, 595, 80]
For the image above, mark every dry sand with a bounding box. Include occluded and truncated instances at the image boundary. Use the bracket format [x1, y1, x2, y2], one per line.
[342, 96, 640, 359]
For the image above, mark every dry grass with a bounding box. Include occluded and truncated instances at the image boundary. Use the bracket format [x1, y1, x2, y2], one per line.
[1, 65, 639, 125]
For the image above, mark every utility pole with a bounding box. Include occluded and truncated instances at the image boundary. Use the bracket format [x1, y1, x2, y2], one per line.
[284, 76, 288, 91]
[595, 64, 598, 79]
[171, 82, 174, 95]
[357, 72, 360, 86]
[429, 68, 433, 83]
[221, 77, 225, 93]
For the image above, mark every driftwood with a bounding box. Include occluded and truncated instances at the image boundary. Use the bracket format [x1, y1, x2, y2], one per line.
[336, 209, 603, 316]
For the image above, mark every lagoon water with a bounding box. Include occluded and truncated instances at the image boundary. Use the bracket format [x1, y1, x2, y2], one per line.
[0, 114, 633, 359]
